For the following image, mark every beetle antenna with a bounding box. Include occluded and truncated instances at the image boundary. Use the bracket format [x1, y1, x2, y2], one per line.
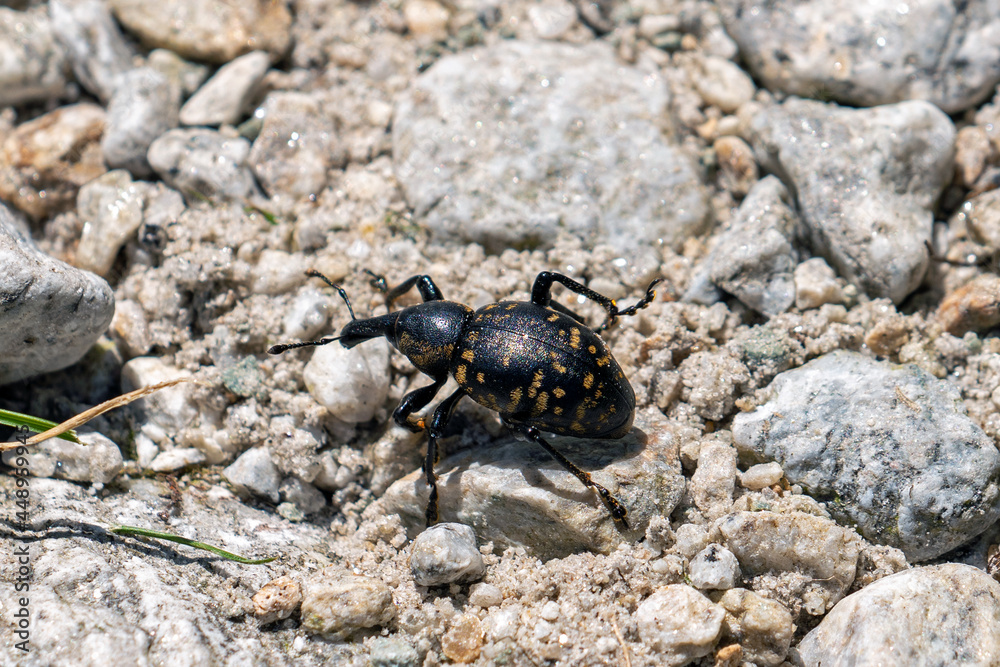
[306, 269, 357, 320]
[268, 336, 343, 355]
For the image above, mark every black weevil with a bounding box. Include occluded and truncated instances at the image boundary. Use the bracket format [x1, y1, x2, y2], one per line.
[269, 270, 661, 529]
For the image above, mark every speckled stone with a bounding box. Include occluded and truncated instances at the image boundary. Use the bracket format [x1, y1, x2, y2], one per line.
[636, 585, 725, 665]
[409, 523, 485, 586]
[300, 569, 396, 640]
[749, 99, 954, 304]
[720, 0, 1000, 114]
[732, 351, 1000, 561]
[797, 564, 1000, 666]
[393, 39, 708, 260]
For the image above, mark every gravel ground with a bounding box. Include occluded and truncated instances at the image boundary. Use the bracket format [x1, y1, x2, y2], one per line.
[4, 0, 1000, 665]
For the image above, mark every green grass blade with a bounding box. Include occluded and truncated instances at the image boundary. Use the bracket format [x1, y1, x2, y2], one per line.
[0, 409, 80, 443]
[111, 526, 277, 564]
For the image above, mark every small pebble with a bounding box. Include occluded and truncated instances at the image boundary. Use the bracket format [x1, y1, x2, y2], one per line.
[49, 0, 133, 103]
[936, 273, 1000, 336]
[101, 66, 180, 178]
[674, 523, 711, 559]
[300, 569, 396, 639]
[440, 613, 484, 664]
[410, 523, 485, 587]
[794, 257, 846, 310]
[369, 636, 420, 667]
[179, 50, 271, 127]
[689, 544, 741, 591]
[282, 288, 333, 341]
[468, 583, 503, 609]
[251, 250, 307, 295]
[147, 128, 257, 203]
[303, 338, 391, 423]
[252, 576, 302, 624]
[2, 431, 123, 484]
[0, 103, 107, 220]
[76, 170, 146, 276]
[797, 564, 1000, 664]
[147, 448, 206, 473]
[718, 588, 793, 666]
[636, 585, 725, 663]
[0, 6, 70, 106]
[278, 476, 326, 516]
[222, 447, 281, 502]
[739, 462, 784, 490]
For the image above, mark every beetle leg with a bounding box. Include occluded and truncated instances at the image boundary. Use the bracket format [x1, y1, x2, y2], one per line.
[594, 278, 664, 333]
[531, 271, 662, 333]
[513, 423, 630, 530]
[365, 270, 444, 309]
[393, 376, 447, 433]
[423, 388, 466, 527]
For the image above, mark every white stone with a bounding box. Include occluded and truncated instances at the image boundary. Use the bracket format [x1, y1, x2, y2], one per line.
[304, 338, 390, 423]
[222, 446, 280, 502]
[179, 51, 270, 127]
[689, 544, 741, 590]
[636, 585, 725, 665]
[76, 170, 146, 276]
[409, 523, 485, 586]
[739, 462, 784, 490]
[148, 447, 206, 473]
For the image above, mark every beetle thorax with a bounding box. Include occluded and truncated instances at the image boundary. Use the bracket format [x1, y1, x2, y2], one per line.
[392, 301, 473, 377]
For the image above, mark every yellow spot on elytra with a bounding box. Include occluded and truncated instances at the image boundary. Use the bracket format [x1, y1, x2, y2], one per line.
[569, 328, 581, 349]
[588, 345, 597, 354]
[583, 372, 594, 389]
[502, 354, 511, 367]
[553, 387, 566, 398]
[477, 372, 485, 383]
[505, 303, 517, 310]
[532, 370, 544, 386]
[462, 349, 475, 362]
[456, 364, 467, 384]
[596, 354, 611, 367]
[531, 392, 549, 417]
[553, 406, 563, 415]
[547, 313, 559, 322]
[552, 361, 567, 373]
[571, 422, 586, 434]
[510, 387, 523, 406]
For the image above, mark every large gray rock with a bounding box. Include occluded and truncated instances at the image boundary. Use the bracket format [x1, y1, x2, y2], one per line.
[720, 0, 1000, 114]
[796, 564, 1000, 666]
[733, 351, 1000, 561]
[375, 409, 684, 560]
[749, 99, 954, 304]
[393, 40, 708, 260]
[0, 203, 114, 385]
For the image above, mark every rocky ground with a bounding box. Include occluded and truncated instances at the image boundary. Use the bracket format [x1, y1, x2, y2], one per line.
[3, 0, 1000, 665]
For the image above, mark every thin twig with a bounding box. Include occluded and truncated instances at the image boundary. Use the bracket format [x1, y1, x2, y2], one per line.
[611, 619, 631, 667]
[0, 377, 198, 451]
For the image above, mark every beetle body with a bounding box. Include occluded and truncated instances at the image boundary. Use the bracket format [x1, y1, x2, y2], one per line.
[269, 270, 660, 529]
[453, 301, 634, 439]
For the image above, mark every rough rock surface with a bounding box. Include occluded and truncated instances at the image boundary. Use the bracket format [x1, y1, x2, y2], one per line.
[749, 99, 954, 304]
[733, 351, 1000, 561]
[797, 564, 1000, 666]
[0, 203, 114, 384]
[393, 39, 708, 260]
